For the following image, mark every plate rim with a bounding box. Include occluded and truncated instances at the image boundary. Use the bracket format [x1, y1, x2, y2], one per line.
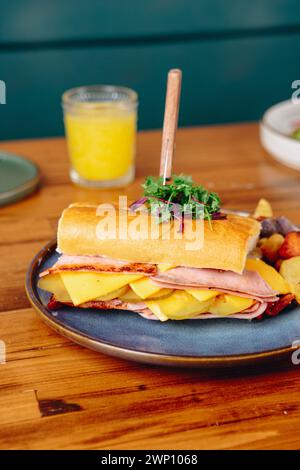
[0, 151, 40, 205]
[25, 239, 296, 368]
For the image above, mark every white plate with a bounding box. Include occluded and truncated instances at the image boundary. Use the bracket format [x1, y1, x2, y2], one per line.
[260, 100, 300, 171]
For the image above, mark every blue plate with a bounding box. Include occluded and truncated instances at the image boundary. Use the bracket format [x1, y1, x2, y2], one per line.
[26, 240, 300, 367]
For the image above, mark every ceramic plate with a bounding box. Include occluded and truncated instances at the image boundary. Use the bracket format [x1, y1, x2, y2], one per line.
[26, 240, 300, 368]
[0, 152, 40, 206]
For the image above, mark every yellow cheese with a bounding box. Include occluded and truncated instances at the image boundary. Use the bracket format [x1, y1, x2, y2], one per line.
[95, 286, 129, 301]
[38, 274, 71, 302]
[209, 294, 254, 316]
[60, 272, 143, 306]
[130, 278, 163, 299]
[145, 290, 212, 321]
[187, 289, 220, 302]
[129, 263, 174, 299]
[146, 288, 173, 300]
[119, 287, 173, 303]
[119, 288, 142, 303]
[158, 264, 175, 272]
[246, 258, 289, 294]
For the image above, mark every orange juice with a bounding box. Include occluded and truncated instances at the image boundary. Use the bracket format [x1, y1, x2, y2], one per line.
[65, 106, 136, 181]
[63, 86, 137, 187]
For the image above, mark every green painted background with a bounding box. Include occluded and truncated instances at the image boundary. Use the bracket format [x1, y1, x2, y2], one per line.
[1, 0, 300, 140]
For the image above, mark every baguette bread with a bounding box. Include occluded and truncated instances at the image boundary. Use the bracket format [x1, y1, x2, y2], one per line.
[57, 203, 260, 274]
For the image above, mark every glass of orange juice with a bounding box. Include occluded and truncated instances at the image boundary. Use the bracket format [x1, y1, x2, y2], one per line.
[62, 85, 138, 187]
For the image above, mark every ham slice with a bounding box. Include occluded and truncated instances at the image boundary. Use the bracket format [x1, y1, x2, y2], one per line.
[79, 298, 147, 311]
[40, 254, 157, 276]
[151, 267, 278, 301]
[52, 296, 148, 312]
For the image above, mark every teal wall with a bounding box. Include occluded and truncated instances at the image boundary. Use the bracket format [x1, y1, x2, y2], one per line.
[1, 0, 300, 140]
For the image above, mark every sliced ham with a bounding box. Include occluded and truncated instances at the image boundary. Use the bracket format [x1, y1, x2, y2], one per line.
[79, 298, 147, 311]
[53, 296, 148, 312]
[151, 267, 278, 301]
[40, 254, 157, 277]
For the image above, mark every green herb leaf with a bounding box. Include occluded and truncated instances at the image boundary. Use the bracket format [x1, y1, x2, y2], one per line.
[141, 174, 221, 222]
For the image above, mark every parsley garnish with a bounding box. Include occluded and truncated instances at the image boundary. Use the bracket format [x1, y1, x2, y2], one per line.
[130, 175, 222, 224]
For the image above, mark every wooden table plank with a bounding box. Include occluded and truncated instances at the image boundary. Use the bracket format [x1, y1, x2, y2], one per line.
[0, 390, 40, 427]
[0, 123, 300, 450]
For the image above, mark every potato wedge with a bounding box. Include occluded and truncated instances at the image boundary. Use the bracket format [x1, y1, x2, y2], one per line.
[278, 232, 300, 259]
[279, 256, 300, 303]
[253, 198, 273, 219]
[246, 258, 290, 294]
[260, 233, 285, 264]
[257, 237, 268, 247]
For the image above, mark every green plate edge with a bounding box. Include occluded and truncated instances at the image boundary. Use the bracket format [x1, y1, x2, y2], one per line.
[0, 152, 40, 206]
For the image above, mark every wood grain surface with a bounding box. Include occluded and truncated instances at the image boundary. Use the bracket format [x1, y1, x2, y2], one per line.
[0, 123, 300, 450]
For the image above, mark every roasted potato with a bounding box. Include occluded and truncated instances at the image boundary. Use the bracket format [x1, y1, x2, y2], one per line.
[257, 237, 268, 247]
[253, 198, 273, 219]
[246, 258, 290, 294]
[278, 232, 300, 259]
[279, 256, 300, 303]
[260, 233, 285, 264]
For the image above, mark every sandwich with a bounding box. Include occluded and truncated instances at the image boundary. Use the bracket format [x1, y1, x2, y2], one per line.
[38, 191, 293, 321]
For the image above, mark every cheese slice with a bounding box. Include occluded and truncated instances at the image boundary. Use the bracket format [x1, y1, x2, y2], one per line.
[60, 272, 143, 306]
[187, 289, 220, 302]
[130, 278, 163, 299]
[38, 273, 71, 302]
[209, 294, 254, 316]
[246, 258, 289, 294]
[158, 264, 175, 272]
[145, 290, 212, 321]
[130, 263, 174, 299]
[119, 287, 142, 303]
[95, 286, 129, 301]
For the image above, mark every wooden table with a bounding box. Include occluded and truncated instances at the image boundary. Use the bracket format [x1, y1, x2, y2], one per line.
[1, 123, 300, 450]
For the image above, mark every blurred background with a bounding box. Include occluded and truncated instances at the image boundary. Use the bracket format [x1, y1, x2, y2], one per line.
[1, 0, 300, 140]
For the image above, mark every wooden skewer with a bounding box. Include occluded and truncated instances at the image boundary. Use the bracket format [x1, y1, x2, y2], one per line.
[159, 68, 182, 184]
